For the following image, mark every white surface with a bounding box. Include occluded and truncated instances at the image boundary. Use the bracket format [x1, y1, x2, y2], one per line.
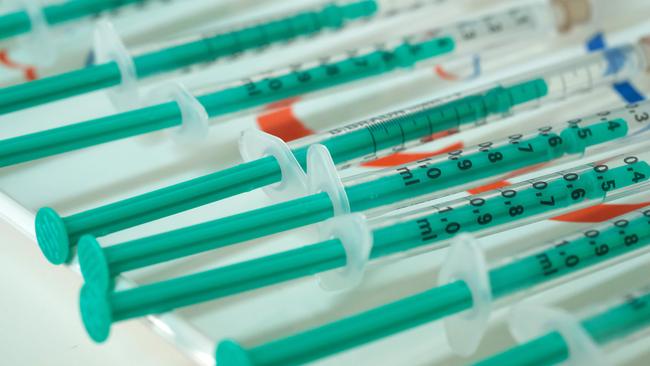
[2, 1, 650, 365]
[0, 219, 194, 366]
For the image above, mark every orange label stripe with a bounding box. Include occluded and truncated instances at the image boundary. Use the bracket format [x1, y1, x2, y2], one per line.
[551, 202, 650, 223]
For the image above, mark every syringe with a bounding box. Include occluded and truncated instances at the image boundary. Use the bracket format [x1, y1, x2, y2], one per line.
[4, 35, 456, 160]
[0, 0, 147, 41]
[0, 0, 379, 114]
[1, 0, 570, 167]
[209, 198, 650, 365]
[0, 0, 298, 85]
[0, 0, 572, 166]
[77, 147, 650, 342]
[158, 1, 571, 147]
[34, 39, 646, 265]
[474, 284, 650, 366]
[76, 102, 650, 291]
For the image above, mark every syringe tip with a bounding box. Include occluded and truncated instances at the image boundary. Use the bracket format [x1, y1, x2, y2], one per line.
[216, 340, 254, 366]
[35, 207, 72, 265]
[552, 0, 591, 33]
[79, 284, 112, 343]
[78, 235, 112, 291]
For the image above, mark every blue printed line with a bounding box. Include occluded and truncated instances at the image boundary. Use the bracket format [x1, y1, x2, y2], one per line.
[586, 32, 645, 103]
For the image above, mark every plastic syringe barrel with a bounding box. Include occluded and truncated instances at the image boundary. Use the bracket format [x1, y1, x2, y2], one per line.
[297, 42, 646, 166]
[142, 0, 546, 99]
[33, 78, 540, 266]
[35, 35, 645, 265]
[77, 151, 650, 343]
[2, 35, 454, 168]
[3, 0, 608, 163]
[7, 0, 562, 165]
[34, 38, 646, 265]
[475, 268, 650, 366]
[214, 202, 650, 366]
[0, 0, 146, 40]
[132, 1, 379, 77]
[75, 115, 633, 291]
[0, 0, 378, 114]
[345, 99, 650, 190]
[366, 152, 650, 257]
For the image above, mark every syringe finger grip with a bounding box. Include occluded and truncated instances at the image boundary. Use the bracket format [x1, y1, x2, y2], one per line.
[307, 144, 350, 216]
[509, 305, 606, 366]
[317, 213, 373, 292]
[238, 129, 308, 201]
[145, 82, 209, 145]
[438, 233, 493, 357]
[93, 20, 138, 111]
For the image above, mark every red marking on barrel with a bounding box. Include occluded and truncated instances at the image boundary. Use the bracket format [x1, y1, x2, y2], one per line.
[467, 180, 510, 194]
[0, 49, 38, 81]
[434, 65, 458, 81]
[551, 202, 650, 223]
[257, 98, 313, 142]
